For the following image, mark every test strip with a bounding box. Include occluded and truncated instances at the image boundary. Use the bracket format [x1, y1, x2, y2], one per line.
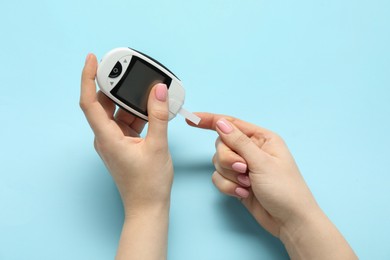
[178, 107, 201, 125]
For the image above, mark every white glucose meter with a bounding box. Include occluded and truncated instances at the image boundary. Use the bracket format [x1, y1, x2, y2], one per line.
[96, 47, 200, 125]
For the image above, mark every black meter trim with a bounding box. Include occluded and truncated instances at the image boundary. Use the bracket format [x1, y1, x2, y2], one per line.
[110, 56, 172, 117]
[129, 48, 180, 80]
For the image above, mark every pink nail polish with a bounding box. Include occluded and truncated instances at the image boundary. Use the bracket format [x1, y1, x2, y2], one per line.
[235, 187, 249, 198]
[155, 84, 167, 102]
[216, 119, 233, 134]
[237, 174, 251, 187]
[232, 162, 247, 173]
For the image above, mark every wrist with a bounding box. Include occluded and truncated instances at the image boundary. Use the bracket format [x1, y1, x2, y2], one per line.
[117, 201, 170, 260]
[279, 205, 325, 244]
[124, 200, 171, 222]
[280, 206, 357, 260]
[280, 207, 327, 259]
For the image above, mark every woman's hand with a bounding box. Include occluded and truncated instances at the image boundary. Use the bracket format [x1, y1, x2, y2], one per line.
[189, 112, 357, 259]
[80, 53, 173, 260]
[189, 113, 316, 236]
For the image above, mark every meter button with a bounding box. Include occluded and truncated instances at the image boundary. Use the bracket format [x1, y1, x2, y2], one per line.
[109, 61, 122, 78]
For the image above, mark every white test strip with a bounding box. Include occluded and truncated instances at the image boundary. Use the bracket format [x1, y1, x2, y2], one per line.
[178, 107, 201, 125]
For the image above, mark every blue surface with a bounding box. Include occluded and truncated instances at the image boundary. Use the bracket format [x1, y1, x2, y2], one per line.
[1, 0, 389, 259]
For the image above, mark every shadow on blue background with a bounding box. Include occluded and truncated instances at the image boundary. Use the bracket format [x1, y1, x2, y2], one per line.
[171, 159, 288, 259]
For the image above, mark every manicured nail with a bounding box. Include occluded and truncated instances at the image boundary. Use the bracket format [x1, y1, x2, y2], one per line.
[237, 174, 251, 187]
[155, 84, 167, 102]
[232, 162, 247, 173]
[235, 187, 249, 198]
[216, 119, 233, 134]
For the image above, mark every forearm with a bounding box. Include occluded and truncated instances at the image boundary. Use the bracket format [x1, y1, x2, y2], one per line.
[116, 204, 170, 260]
[280, 208, 357, 260]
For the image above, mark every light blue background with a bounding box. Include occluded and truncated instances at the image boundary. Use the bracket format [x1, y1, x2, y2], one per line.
[1, 0, 389, 259]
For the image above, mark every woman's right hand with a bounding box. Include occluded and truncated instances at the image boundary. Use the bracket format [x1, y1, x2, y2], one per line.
[189, 113, 357, 259]
[189, 112, 318, 237]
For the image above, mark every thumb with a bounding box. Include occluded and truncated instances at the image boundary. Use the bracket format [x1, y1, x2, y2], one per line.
[146, 83, 169, 147]
[215, 118, 269, 166]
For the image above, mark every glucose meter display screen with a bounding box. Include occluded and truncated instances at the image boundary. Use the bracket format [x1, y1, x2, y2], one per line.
[111, 57, 171, 116]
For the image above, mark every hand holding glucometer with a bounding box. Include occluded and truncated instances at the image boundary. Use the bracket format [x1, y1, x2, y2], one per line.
[96, 47, 200, 125]
[81, 49, 357, 260]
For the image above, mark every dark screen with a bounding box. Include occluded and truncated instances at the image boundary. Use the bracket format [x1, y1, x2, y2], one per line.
[111, 57, 171, 116]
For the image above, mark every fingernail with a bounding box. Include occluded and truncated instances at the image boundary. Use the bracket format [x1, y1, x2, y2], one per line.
[232, 162, 247, 173]
[235, 187, 249, 198]
[216, 119, 233, 134]
[237, 174, 251, 187]
[155, 84, 167, 102]
[85, 53, 92, 64]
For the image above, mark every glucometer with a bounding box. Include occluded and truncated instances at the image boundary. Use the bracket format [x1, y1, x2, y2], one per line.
[96, 47, 200, 125]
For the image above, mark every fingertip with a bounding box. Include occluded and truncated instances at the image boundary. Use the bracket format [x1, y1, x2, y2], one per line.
[154, 83, 168, 102]
[216, 118, 233, 134]
[185, 112, 220, 130]
[148, 83, 169, 118]
[82, 53, 98, 79]
[80, 53, 99, 110]
[185, 112, 201, 126]
[214, 117, 267, 166]
[237, 174, 251, 187]
[85, 53, 92, 65]
[232, 162, 248, 173]
[84, 53, 97, 66]
[146, 84, 170, 145]
[235, 187, 250, 198]
[186, 117, 198, 127]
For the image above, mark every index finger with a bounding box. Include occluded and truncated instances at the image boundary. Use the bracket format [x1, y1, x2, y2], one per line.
[187, 112, 272, 137]
[215, 137, 247, 173]
[80, 53, 117, 139]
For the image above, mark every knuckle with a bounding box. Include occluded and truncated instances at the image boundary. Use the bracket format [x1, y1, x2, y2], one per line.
[211, 171, 220, 189]
[214, 137, 220, 149]
[252, 132, 267, 147]
[215, 143, 239, 168]
[218, 181, 231, 194]
[211, 171, 231, 195]
[232, 132, 251, 148]
[212, 154, 217, 165]
[79, 99, 88, 111]
[219, 153, 233, 168]
[93, 138, 98, 151]
[93, 138, 112, 155]
[93, 138, 103, 153]
[270, 132, 286, 145]
[150, 145, 169, 156]
[271, 132, 282, 140]
[150, 108, 169, 122]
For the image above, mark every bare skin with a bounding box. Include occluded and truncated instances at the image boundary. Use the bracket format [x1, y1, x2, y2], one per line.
[81, 53, 173, 260]
[189, 113, 357, 260]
